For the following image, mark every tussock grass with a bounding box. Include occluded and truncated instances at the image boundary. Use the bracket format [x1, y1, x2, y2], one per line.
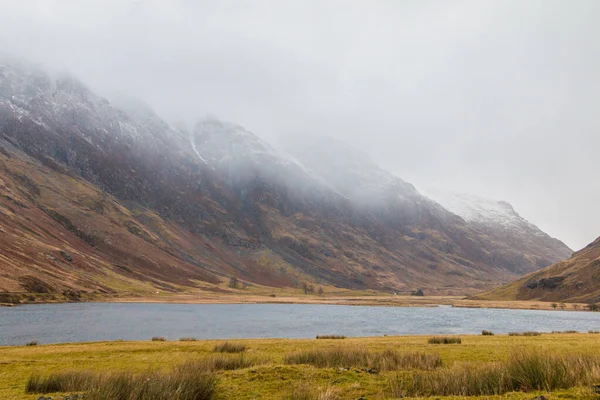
[151, 336, 166, 341]
[88, 365, 216, 400]
[428, 336, 462, 344]
[481, 330, 494, 336]
[25, 340, 39, 346]
[188, 354, 263, 371]
[179, 337, 198, 341]
[283, 383, 341, 400]
[508, 331, 542, 336]
[25, 354, 261, 398]
[390, 351, 600, 397]
[316, 335, 346, 340]
[284, 347, 441, 371]
[26, 371, 95, 393]
[213, 342, 246, 353]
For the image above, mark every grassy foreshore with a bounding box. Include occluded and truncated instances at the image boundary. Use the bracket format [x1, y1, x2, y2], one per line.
[2, 284, 591, 311]
[3, 333, 600, 399]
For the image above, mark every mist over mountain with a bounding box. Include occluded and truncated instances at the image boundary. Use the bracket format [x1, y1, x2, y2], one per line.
[0, 59, 573, 298]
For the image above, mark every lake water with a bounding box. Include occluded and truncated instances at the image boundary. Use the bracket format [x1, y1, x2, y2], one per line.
[1, 303, 599, 345]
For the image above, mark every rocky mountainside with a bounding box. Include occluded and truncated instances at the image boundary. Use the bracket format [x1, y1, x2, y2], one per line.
[425, 190, 573, 274]
[475, 236, 600, 303]
[0, 59, 572, 299]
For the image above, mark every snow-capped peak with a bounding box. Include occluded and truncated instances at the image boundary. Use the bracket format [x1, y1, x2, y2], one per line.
[424, 189, 543, 234]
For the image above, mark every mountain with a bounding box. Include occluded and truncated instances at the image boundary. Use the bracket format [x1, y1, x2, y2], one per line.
[0, 59, 572, 300]
[289, 139, 571, 276]
[475, 236, 600, 303]
[425, 190, 572, 274]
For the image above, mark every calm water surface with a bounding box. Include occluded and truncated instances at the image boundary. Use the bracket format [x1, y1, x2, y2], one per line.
[1, 303, 599, 345]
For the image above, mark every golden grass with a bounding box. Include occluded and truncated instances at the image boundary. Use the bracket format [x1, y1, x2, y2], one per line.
[4, 333, 600, 400]
[284, 347, 441, 371]
[508, 331, 542, 336]
[27, 362, 216, 400]
[315, 335, 346, 340]
[428, 336, 462, 344]
[390, 351, 600, 397]
[213, 342, 246, 353]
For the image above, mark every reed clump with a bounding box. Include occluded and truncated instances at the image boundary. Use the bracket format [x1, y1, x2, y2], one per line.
[284, 347, 441, 371]
[428, 336, 462, 344]
[508, 331, 542, 336]
[316, 335, 346, 340]
[389, 351, 600, 397]
[213, 342, 246, 353]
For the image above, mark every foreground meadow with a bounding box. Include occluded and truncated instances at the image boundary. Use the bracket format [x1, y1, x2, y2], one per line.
[1, 333, 600, 399]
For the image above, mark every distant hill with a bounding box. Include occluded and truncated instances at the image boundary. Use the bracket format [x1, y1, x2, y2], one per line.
[474, 236, 600, 303]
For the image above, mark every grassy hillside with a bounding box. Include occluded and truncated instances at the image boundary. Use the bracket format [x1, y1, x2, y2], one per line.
[2, 334, 600, 399]
[475, 236, 600, 303]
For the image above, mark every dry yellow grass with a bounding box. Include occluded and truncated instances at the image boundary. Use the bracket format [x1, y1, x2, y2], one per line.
[2, 333, 600, 399]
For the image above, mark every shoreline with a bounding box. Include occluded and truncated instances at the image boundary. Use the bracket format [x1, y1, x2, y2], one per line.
[1, 293, 587, 312]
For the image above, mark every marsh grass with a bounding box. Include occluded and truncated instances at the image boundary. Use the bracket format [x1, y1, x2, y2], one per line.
[25, 354, 262, 398]
[428, 336, 462, 344]
[188, 354, 263, 371]
[508, 331, 542, 336]
[26, 371, 95, 393]
[316, 335, 346, 339]
[86, 365, 216, 400]
[213, 342, 246, 353]
[389, 351, 600, 397]
[284, 347, 441, 371]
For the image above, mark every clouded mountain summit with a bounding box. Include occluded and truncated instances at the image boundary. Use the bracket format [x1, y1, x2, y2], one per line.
[0, 60, 571, 298]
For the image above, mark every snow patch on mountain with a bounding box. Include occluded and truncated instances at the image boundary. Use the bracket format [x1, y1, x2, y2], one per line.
[424, 189, 545, 235]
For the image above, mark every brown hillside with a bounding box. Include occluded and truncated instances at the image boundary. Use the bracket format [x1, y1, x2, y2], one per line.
[475, 236, 600, 303]
[0, 61, 573, 300]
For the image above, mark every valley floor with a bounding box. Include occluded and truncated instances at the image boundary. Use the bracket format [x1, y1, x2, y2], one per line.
[2, 290, 590, 312]
[106, 292, 589, 312]
[2, 333, 600, 399]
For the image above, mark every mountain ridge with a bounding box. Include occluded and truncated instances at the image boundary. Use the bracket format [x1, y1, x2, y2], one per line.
[0, 59, 572, 300]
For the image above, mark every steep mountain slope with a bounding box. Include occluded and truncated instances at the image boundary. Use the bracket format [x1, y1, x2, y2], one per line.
[476, 236, 600, 303]
[289, 139, 571, 276]
[425, 190, 572, 274]
[0, 59, 573, 299]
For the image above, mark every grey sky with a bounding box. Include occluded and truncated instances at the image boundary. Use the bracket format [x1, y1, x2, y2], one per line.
[1, 0, 598, 250]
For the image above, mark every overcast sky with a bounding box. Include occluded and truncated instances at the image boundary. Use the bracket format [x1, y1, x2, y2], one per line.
[1, 0, 598, 250]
